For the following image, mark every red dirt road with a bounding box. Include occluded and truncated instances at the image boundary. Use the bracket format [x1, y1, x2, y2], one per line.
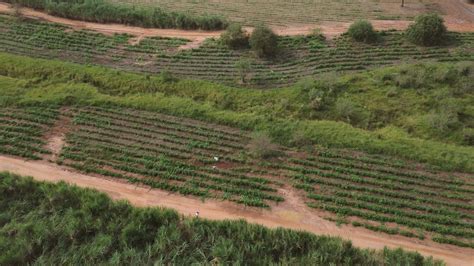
[1, 155, 472, 265]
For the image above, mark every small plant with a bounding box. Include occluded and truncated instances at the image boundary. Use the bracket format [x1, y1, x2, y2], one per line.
[347, 20, 378, 43]
[249, 24, 278, 58]
[221, 23, 249, 49]
[406, 13, 446, 46]
[160, 69, 177, 82]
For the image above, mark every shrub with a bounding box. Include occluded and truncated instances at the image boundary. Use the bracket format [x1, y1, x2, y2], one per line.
[406, 13, 446, 46]
[247, 132, 281, 159]
[347, 20, 378, 43]
[234, 58, 253, 84]
[333, 98, 369, 127]
[249, 24, 278, 58]
[221, 23, 249, 49]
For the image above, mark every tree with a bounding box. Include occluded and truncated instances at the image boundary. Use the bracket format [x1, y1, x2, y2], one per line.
[406, 13, 446, 46]
[347, 20, 378, 43]
[220, 23, 249, 49]
[249, 24, 278, 58]
[235, 58, 252, 84]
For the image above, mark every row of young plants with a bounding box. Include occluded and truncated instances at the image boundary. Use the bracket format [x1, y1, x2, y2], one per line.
[80, 107, 246, 145]
[290, 172, 473, 247]
[59, 108, 281, 207]
[312, 149, 465, 184]
[285, 162, 471, 202]
[1, 14, 472, 87]
[290, 173, 473, 212]
[72, 114, 243, 161]
[290, 158, 473, 194]
[0, 107, 59, 159]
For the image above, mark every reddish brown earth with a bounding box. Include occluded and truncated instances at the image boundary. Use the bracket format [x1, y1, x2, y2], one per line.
[0, 155, 473, 265]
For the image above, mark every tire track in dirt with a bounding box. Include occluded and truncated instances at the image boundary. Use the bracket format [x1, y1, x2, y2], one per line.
[0, 155, 472, 266]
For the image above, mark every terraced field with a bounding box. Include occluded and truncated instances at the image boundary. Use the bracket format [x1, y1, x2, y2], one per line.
[111, 0, 437, 26]
[1, 105, 473, 248]
[1, 15, 473, 87]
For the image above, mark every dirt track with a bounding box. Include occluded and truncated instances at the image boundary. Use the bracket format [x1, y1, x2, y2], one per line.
[0, 155, 472, 265]
[1, 1, 473, 47]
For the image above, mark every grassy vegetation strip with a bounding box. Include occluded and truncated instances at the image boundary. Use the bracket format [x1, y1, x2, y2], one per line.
[0, 53, 473, 172]
[4, 0, 227, 30]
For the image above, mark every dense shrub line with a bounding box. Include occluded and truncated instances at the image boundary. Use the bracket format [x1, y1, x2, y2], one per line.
[5, 0, 228, 30]
[0, 172, 445, 265]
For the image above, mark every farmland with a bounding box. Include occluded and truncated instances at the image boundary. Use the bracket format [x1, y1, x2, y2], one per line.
[1, 104, 473, 250]
[0, 15, 473, 87]
[0, 0, 473, 264]
[111, 0, 437, 26]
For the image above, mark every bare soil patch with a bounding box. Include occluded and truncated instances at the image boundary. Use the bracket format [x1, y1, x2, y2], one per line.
[42, 108, 72, 162]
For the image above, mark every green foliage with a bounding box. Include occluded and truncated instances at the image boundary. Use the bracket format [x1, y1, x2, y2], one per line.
[333, 98, 369, 127]
[0, 172, 444, 265]
[234, 58, 253, 84]
[0, 53, 473, 172]
[5, 0, 227, 30]
[247, 132, 281, 159]
[406, 13, 447, 46]
[221, 23, 249, 49]
[249, 24, 278, 57]
[347, 20, 378, 43]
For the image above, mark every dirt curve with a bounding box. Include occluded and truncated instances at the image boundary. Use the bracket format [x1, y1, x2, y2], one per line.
[1, 1, 473, 48]
[0, 155, 472, 265]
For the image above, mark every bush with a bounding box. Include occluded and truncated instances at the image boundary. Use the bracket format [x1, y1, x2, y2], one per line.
[247, 132, 281, 159]
[347, 20, 377, 43]
[221, 23, 249, 49]
[333, 98, 369, 127]
[249, 24, 278, 58]
[406, 13, 447, 46]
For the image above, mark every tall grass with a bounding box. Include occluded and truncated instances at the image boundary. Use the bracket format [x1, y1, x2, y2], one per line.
[5, 0, 228, 30]
[0, 172, 443, 265]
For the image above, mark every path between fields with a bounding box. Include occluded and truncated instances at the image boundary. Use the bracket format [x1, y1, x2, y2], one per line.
[0, 155, 472, 265]
[1, 2, 473, 48]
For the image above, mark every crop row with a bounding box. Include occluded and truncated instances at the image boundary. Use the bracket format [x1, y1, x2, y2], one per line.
[0, 107, 59, 159]
[1, 15, 473, 87]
